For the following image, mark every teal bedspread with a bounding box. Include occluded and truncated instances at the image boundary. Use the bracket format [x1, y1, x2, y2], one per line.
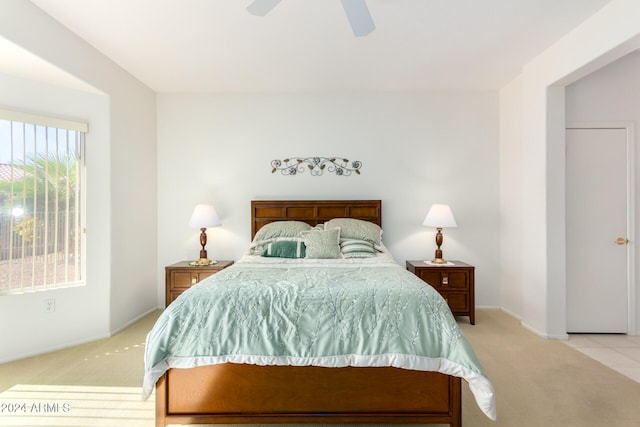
[143, 259, 496, 420]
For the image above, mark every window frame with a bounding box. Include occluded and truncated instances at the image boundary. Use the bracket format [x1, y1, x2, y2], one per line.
[0, 108, 87, 294]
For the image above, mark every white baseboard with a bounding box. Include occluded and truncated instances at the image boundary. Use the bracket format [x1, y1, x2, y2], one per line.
[520, 320, 569, 340]
[0, 307, 159, 364]
[109, 307, 158, 336]
[498, 306, 522, 321]
[0, 331, 112, 364]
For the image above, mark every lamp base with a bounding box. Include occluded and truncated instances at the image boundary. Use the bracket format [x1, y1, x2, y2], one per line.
[430, 247, 446, 264]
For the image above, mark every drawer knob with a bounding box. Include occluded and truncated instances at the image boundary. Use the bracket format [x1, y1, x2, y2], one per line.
[442, 275, 448, 286]
[191, 276, 197, 285]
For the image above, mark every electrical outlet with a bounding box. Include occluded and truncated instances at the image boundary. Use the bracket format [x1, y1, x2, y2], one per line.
[44, 298, 55, 313]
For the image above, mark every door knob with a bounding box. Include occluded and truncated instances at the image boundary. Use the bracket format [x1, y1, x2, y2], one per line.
[615, 237, 629, 245]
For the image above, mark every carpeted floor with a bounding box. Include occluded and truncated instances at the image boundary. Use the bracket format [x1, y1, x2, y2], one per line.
[0, 312, 159, 426]
[1, 309, 640, 426]
[458, 310, 640, 427]
[0, 384, 153, 426]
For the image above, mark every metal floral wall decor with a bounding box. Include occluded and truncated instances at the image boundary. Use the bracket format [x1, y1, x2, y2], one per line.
[271, 157, 362, 176]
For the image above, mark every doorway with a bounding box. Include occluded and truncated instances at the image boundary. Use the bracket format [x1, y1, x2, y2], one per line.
[565, 124, 635, 333]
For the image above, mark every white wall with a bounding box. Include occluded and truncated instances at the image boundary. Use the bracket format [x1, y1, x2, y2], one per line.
[566, 52, 640, 121]
[157, 93, 501, 309]
[499, 76, 523, 318]
[499, 0, 640, 337]
[0, 1, 157, 362]
[0, 72, 111, 362]
[566, 51, 640, 334]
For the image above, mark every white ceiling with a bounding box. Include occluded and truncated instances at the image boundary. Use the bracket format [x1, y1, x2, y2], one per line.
[14, 0, 614, 93]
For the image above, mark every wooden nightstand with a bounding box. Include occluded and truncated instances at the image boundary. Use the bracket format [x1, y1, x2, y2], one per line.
[165, 260, 234, 306]
[406, 260, 475, 325]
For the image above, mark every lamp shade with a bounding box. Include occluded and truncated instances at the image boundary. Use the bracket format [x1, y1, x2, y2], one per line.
[189, 204, 222, 228]
[423, 204, 457, 228]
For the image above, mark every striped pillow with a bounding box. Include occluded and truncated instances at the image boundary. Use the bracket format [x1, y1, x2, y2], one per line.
[340, 238, 376, 258]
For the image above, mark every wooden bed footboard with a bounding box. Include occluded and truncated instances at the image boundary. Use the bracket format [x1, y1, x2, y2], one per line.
[155, 364, 461, 427]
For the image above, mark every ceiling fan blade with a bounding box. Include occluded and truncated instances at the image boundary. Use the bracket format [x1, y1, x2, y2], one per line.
[340, 0, 375, 37]
[246, 0, 282, 16]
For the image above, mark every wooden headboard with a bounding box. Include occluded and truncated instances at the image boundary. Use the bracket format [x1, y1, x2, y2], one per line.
[251, 200, 381, 239]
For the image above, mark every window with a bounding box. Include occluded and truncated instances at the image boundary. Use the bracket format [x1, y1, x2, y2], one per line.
[0, 109, 87, 293]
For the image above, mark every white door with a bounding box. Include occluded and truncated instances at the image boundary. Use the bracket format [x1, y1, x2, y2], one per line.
[566, 127, 629, 333]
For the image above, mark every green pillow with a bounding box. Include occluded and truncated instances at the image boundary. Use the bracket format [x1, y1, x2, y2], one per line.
[302, 227, 342, 259]
[262, 240, 306, 258]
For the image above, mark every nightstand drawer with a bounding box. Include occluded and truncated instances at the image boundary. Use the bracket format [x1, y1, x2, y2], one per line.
[416, 270, 470, 290]
[169, 290, 184, 303]
[172, 271, 196, 289]
[171, 271, 216, 289]
[439, 292, 469, 312]
[165, 261, 234, 306]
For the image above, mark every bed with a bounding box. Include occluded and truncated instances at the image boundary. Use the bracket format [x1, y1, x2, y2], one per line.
[144, 200, 496, 427]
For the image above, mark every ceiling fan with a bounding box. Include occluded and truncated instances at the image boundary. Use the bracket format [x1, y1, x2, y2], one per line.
[246, 0, 375, 37]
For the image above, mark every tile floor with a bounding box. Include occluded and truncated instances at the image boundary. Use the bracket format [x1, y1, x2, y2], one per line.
[565, 333, 640, 383]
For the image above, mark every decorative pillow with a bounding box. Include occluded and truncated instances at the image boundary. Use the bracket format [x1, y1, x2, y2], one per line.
[253, 221, 312, 242]
[302, 227, 342, 259]
[340, 238, 376, 258]
[324, 218, 382, 245]
[262, 240, 306, 258]
[250, 236, 303, 255]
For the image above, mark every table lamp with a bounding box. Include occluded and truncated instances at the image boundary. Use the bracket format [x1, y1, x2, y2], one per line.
[189, 204, 221, 265]
[423, 204, 457, 264]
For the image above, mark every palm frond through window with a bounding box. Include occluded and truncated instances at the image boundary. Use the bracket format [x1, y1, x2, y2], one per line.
[0, 110, 86, 293]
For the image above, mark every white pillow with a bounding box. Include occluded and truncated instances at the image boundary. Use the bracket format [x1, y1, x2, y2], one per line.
[324, 218, 382, 245]
[253, 221, 311, 242]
